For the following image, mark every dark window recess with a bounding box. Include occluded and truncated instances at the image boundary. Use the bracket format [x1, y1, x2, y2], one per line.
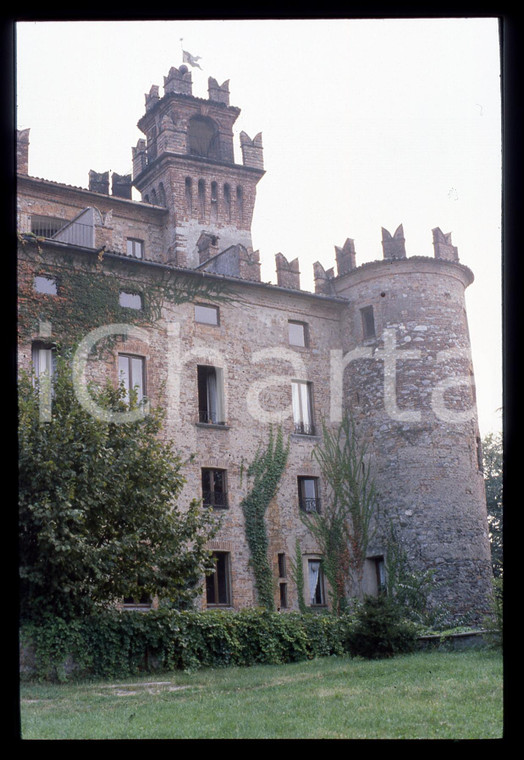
[279, 582, 288, 609]
[360, 305, 376, 339]
[202, 468, 228, 509]
[278, 552, 287, 578]
[298, 477, 321, 513]
[197, 365, 225, 424]
[206, 552, 231, 605]
[188, 116, 220, 159]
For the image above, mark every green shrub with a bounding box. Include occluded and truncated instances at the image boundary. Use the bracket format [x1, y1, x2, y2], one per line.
[346, 595, 418, 659]
[20, 603, 419, 682]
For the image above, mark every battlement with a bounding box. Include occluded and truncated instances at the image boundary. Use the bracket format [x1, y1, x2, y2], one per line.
[313, 225, 462, 293]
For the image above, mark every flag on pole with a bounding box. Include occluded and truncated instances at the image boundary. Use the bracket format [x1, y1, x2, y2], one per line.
[182, 49, 203, 69]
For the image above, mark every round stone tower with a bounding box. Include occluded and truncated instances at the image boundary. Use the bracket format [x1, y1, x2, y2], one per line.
[325, 226, 493, 621]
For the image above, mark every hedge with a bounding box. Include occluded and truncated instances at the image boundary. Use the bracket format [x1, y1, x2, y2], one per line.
[20, 607, 357, 682]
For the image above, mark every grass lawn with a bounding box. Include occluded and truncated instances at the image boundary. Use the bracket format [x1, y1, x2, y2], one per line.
[19, 649, 503, 740]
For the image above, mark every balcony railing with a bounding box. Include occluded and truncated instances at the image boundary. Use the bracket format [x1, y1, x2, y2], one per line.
[29, 220, 95, 249]
[299, 498, 321, 514]
[293, 421, 316, 436]
[198, 410, 226, 425]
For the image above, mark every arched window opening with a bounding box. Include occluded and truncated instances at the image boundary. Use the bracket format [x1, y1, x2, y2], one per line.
[187, 116, 220, 159]
[210, 181, 218, 221]
[185, 177, 193, 214]
[236, 185, 244, 223]
[198, 179, 206, 219]
[223, 183, 231, 221]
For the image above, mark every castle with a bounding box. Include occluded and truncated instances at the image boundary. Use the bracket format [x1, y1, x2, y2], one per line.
[17, 63, 493, 621]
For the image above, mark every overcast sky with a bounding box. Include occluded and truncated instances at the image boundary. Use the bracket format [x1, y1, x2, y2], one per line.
[15, 18, 502, 436]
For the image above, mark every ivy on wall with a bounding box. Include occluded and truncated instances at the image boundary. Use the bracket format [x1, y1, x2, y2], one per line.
[18, 239, 237, 352]
[241, 427, 289, 611]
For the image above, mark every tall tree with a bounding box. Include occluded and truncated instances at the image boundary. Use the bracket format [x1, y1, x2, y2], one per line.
[301, 416, 377, 614]
[482, 432, 503, 577]
[19, 360, 219, 621]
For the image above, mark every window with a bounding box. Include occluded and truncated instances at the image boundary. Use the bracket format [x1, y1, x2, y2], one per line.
[298, 477, 321, 513]
[223, 183, 231, 221]
[188, 116, 220, 159]
[123, 591, 152, 608]
[308, 559, 325, 606]
[292, 380, 314, 435]
[288, 320, 308, 347]
[126, 238, 144, 259]
[206, 552, 231, 606]
[360, 305, 376, 339]
[32, 342, 56, 381]
[278, 553, 287, 578]
[118, 354, 146, 404]
[198, 179, 206, 218]
[30, 215, 65, 238]
[197, 365, 225, 425]
[236, 185, 243, 222]
[185, 177, 193, 213]
[373, 556, 386, 593]
[210, 181, 218, 221]
[119, 291, 142, 310]
[195, 304, 219, 325]
[34, 275, 57, 295]
[279, 583, 288, 609]
[202, 468, 228, 509]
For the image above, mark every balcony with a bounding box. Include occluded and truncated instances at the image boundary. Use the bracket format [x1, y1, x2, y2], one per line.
[299, 497, 322, 514]
[28, 209, 98, 249]
[293, 421, 316, 436]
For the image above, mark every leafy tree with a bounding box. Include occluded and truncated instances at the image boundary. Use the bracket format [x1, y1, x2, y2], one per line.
[482, 432, 503, 576]
[301, 416, 377, 614]
[19, 359, 219, 622]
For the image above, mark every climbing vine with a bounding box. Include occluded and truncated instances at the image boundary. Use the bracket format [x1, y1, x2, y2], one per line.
[241, 427, 289, 611]
[290, 538, 307, 614]
[18, 238, 237, 352]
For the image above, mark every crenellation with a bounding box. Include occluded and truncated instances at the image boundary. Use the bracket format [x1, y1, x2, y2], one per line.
[163, 64, 192, 96]
[275, 253, 300, 290]
[433, 227, 459, 262]
[382, 224, 407, 259]
[208, 77, 230, 105]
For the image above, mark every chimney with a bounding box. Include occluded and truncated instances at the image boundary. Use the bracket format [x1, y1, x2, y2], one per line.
[112, 173, 132, 199]
[89, 170, 110, 195]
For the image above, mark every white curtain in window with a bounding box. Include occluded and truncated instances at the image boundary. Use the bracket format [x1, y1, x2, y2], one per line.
[292, 381, 312, 425]
[308, 560, 321, 605]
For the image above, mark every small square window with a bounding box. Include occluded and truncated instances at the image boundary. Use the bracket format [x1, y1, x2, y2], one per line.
[288, 320, 308, 347]
[34, 275, 57, 295]
[119, 291, 142, 310]
[127, 238, 144, 258]
[360, 305, 376, 339]
[195, 304, 219, 325]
